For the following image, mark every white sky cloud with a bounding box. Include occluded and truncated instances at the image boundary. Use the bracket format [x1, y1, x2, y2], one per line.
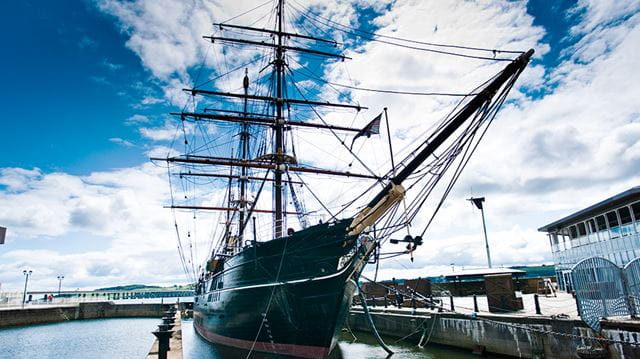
[108, 137, 135, 147]
[124, 114, 150, 125]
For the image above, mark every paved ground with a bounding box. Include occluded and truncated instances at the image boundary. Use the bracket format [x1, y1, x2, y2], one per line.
[436, 292, 579, 318]
[372, 292, 580, 319]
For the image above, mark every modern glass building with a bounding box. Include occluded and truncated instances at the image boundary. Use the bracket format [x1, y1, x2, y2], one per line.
[538, 186, 640, 292]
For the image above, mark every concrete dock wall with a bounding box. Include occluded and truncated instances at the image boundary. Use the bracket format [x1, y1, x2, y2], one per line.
[349, 309, 640, 358]
[0, 302, 168, 328]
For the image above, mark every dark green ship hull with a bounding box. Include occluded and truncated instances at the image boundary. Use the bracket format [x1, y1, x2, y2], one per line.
[193, 219, 372, 358]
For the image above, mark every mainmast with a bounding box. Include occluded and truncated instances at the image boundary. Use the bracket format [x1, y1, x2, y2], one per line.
[158, 0, 367, 240]
[239, 69, 250, 242]
[274, 0, 285, 238]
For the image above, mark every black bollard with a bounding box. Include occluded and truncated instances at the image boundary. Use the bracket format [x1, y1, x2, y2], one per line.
[534, 294, 541, 315]
[152, 330, 172, 359]
[473, 295, 479, 312]
[158, 323, 170, 332]
[384, 294, 388, 308]
[449, 295, 454, 311]
[371, 296, 376, 308]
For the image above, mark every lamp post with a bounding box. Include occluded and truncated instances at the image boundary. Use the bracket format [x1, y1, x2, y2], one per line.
[468, 197, 492, 268]
[22, 270, 32, 308]
[57, 275, 64, 296]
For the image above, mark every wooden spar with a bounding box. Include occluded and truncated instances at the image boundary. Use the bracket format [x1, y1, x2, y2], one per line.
[213, 23, 338, 45]
[203, 108, 275, 117]
[175, 112, 362, 132]
[202, 36, 349, 60]
[167, 205, 303, 215]
[183, 89, 366, 111]
[152, 156, 381, 180]
[348, 49, 535, 235]
[178, 172, 303, 185]
[369, 49, 535, 205]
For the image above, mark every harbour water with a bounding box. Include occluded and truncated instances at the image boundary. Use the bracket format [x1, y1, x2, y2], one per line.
[181, 318, 480, 359]
[0, 317, 157, 358]
[0, 316, 482, 358]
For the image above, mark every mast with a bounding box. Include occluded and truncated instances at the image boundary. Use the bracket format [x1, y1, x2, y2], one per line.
[167, 0, 365, 242]
[274, 0, 285, 238]
[239, 69, 249, 241]
[348, 49, 535, 236]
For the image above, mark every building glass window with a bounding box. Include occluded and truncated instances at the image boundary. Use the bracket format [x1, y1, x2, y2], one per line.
[607, 211, 620, 238]
[569, 225, 578, 239]
[550, 233, 558, 253]
[562, 229, 572, 249]
[577, 222, 587, 236]
[620, 206, 632, 224]
[631, 202, 640, 233]
[577, 222, 587, 245]
[595, 215, 608, 241]
[619, 206, 634, 236]
[586, 219, 597, 243]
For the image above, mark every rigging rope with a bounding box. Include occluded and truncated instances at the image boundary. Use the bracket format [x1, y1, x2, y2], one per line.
[289, 56, 477, 97]
[287, 0, 520, 61]
[219, 0, 274, 25]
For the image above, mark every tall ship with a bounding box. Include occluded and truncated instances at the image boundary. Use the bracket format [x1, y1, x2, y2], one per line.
[152, 1, 533, 357]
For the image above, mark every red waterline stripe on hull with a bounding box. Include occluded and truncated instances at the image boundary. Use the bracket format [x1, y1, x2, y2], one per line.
[195, 322, 330, 359]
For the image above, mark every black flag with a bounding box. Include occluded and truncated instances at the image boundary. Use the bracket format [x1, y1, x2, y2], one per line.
[469, 197, 485, 210]
[0, 226, 6, 245]
[350, 112, 382, 150]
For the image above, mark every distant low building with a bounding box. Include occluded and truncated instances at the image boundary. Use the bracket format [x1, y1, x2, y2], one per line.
[538, 186, 640, 292]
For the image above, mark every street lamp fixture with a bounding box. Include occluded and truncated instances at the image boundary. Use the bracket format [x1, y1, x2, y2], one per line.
[57, 275, 64, 296]
[22, 270, 32, 308]
[467, 197, 492, 268]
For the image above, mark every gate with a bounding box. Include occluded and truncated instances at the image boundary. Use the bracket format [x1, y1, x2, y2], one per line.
[624, 257, 640, 316]
[571, 257, 630, 332]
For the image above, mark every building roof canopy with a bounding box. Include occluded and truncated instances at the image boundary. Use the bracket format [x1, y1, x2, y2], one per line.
[538, 186, 640, 233]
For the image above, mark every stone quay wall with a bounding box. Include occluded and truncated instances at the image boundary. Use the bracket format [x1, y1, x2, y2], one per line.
[349, 308, 640, 359]
[0, 302, 168, 328]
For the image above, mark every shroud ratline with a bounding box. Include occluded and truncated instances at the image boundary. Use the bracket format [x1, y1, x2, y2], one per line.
[151, 1, 534, 357]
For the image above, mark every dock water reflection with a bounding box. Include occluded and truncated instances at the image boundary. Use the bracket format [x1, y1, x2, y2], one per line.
[181, 318, 479, 359]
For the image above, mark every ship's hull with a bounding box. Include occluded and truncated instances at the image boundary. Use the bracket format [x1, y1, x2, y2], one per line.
[193, 219, 371, 358]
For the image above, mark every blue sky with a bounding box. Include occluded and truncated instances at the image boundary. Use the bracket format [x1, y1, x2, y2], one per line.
[0, 0, 577, 173]
[1, 0, 640, 291]
[1, 0, 574, 176]
[0, 0, 167, 174]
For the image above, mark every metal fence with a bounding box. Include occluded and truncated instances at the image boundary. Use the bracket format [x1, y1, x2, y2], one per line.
[624, 257, 640, 316]
[571, 256, 640, 332]
[0, 290, 194, 309]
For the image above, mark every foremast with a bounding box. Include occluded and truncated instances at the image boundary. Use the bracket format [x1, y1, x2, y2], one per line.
[347, 49, 535, 237]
